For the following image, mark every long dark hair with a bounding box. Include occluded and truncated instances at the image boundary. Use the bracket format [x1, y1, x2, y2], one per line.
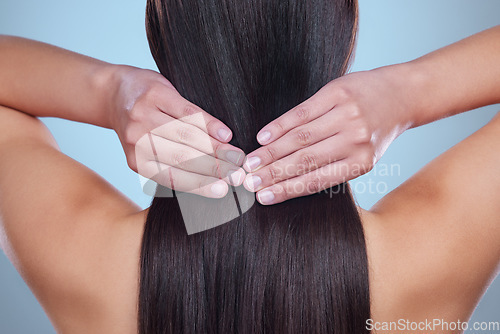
[139, 0, 370, 333]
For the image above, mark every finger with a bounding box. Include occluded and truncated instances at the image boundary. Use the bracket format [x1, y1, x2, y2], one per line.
[150, 134, 246, 186]
[255, 82, 341, 145]
[149, 116, 244, 166]
[134, 131, 245, 186]
[156, 88, 234, 142]
[243, 108, 346, 172]
[243, 133, 350, 192]
[140, 160, 230, 198]
[254, 157, 363, 205]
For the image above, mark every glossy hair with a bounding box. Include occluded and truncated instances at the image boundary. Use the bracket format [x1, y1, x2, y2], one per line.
[139, 0, 370, 333]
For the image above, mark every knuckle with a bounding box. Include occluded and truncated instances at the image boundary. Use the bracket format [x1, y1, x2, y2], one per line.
[273, 121, 285, 132]
[183, 104, 201, 117]
[267, 166, 281, 183]
[306, 175, 323, 194]
[348, 105, 362, 120]
[363, 163, 374, 174]
[132, 90, 149, 106]
[275, 183, 289, 200]
[294, 106, 310, 121]
[128, 106, 146, 122]
[204, 118, 217, 132]
[172, 151, 187, 166]
[146, 85, 160, 99]
[198, 180, 207, 194]
[176, 127, 191, 143]
[295, 128, 313, 146]
[360, 151, 375, 173]
[356, 123, 372, 143]
[124, 128, 138, 146]
[123, 99, 135, 114]
[265, 146, 278, 161]
[141, 86, 161, 106]
[211, 162, 221, 177]
[299, 153, 318, 171]
[212, 141, 223, 157]
[334, 85, 351, 102]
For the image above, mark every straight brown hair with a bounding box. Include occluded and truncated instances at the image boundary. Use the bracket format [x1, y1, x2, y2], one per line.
[140, 0, 370, 333]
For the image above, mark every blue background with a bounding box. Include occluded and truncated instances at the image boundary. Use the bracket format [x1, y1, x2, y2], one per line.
[1, 0, 499, 332]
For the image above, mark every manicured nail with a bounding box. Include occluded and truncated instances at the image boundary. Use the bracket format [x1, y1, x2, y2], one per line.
[211, 182, 227, 197]
[217, 128, 232, 142]
[257, 190, 275, 204]
[257, 130, 271, 144]
[227, 169, 245, 186]
[226, 150, 243, 165]
[244, 156, 261, 171]
[245, 175, 262, 191]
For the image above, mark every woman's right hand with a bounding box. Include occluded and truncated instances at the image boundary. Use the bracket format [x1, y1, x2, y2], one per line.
[242, 65, 415, 205]
[109, 65, 246, 198]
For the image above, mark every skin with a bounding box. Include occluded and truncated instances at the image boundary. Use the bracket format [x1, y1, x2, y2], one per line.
[0, 36, 246, 199]
[243, 25, 500, 205]
[0, 26, 499, 333]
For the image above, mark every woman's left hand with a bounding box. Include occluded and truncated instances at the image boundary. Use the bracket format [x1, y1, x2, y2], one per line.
[109, 65, 246, 198]
[242, 65, 415, 205]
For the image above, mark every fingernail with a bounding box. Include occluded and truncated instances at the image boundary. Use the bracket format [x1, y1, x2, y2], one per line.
[217, 128, 232, 142]
[244, 156, 261, 171]
[245, 175, 262, 191]
[257, 130, 271, 144]
[227, 169, 245, 186]
[257, 190, 275, 204]
[226, 150, 243, 165]
[211, 182, 227, 197]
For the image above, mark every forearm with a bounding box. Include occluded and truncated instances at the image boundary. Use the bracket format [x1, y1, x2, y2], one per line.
[0, 35, 118, 128]
[389, 25, 500, 128]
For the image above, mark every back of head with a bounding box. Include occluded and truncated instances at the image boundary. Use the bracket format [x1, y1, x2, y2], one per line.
[140, 0, 370, 333]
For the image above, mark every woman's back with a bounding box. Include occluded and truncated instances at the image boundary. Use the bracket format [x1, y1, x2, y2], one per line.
[0, 107, 499, 332]
[0, 0, 499, 331]
[21, 139, 500, 334]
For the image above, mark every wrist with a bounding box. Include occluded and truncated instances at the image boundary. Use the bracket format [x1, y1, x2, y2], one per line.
[398, 59, 443, 129]
[370, 63, 424, 132]
[93, 63, 127, 130]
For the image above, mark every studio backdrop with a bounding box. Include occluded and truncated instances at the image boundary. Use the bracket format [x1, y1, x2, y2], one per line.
[0, 0, 499, 333]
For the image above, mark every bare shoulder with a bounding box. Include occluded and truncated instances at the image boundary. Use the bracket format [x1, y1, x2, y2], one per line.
[0, 105, 143, 332]
[364, 112, 500, 328]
